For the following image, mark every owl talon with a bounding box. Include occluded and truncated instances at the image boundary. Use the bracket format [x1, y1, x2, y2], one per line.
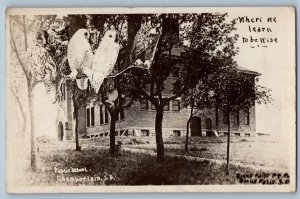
[68, 69, 78, 79]
[144, 60, 151, 69]
[134, 59, 143, 67]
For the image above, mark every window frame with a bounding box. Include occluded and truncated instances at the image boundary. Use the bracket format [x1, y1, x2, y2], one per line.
[173, 130, 181, 137]
[223, 107, 228, 124]
[91, 107, 95, 127]
[86, 108, 90, 127]
[140, 99, 149, 110]
[172, 100, 180, 111]
[141, 129, 150, 136]
[100, 105, 104, 125]
[163, 101, 170, 111]
[244, 109, 250, 125]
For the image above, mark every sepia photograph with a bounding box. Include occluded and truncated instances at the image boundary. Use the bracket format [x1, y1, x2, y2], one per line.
[5, 7, 296, 193]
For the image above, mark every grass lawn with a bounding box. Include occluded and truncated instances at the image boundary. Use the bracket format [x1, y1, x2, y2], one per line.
[20, 138, 261, 186]
[82, 135, 290, 171]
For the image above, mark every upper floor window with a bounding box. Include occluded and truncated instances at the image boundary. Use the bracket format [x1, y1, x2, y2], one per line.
[86, 106, 95, 127]
[117, 108, 125, 121]
[244, 109, 250, 125]
[172, 100, 180, 111]
[163, 101, 170, 111]
[235, 110, 240, 125]
[59, 82, 66, 102]
[140, 99, 149, 110]
[223, 107, 228, 124]
[104, 106, 109, 124]
[151, 103, 156, 110]
[100, 105, 109, 125]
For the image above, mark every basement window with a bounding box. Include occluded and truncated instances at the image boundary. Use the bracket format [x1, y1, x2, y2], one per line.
[173, 130, 181, 137]
[141, 129, 150, 136]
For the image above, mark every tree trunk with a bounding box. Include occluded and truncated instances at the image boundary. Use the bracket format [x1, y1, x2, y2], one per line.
[155, 106, 164, 163]
[72, 82, 81, 151]
[185, 118, 191, 151]
[109, 112, 116, 155]
[11, 89, 27, 135]
[215, 104, 219, 132]
[28, 84, 36, 171]
[185, 105, 194, 151]
[22, 15, 28, 51]
[74, 107, 81, 151]
[226, 106, 231, 175]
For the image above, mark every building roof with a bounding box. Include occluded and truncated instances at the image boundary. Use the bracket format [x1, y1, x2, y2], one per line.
[236, 66, 261, 76]
[164, 47, 261, 76]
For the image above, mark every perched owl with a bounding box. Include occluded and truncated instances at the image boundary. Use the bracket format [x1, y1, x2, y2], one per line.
[67, 28, 94, 89]
[130, 19, 162, 70]
[90, 29, 120, 93]
[27, 31, 57, 91]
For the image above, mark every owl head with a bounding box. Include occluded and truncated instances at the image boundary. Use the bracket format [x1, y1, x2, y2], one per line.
[104, 29, 119, 43]
[75, 28, 90, 41]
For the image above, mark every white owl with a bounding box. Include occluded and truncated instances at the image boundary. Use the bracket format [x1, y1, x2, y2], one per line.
[90, 29, 120, 93]
[67, 28, 94, 90]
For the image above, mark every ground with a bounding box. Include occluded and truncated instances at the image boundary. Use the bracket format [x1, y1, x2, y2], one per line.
[18, 135, 290, 186]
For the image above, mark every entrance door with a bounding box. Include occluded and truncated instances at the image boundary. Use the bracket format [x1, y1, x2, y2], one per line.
[191, 116, 202, 136]
[58, 122, 64, 141]
[205, 119, 213, 136]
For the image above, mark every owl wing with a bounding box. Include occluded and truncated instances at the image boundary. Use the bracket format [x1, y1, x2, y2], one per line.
[27, 44, 56, 82]
[93, 41, 120, 76]
[90, 41, 119, 93]
[67, 33, 94, 74]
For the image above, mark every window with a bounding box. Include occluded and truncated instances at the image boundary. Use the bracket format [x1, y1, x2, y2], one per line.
[223, 107, 228, 124]
[104, 106, 109, 124]
[173, 130, 181, 137]
[172, 100, 180, 111]
[100, 105, 104, 125]
[117, 108, 125, 121]
[244, 109, 250, 125]
[235, 110, 240, 125]
[100, 105, 110, 125]
[140, 99, 148, 110]
[60, 82, 66, 101]
[141, 129, 150, 136]
[86, 107, 95, 127]
[86, 108, 90, 127]
[63, 83, 66, 101]
[120, 108, 125, 120]
[65, 122, 69, 130]
[151, 103, 156, 110]
[163, 101, 170, 111]
[91, 107, 95, 126]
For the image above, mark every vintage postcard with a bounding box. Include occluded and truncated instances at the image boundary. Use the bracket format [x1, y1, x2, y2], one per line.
[5, 7, 296, 193]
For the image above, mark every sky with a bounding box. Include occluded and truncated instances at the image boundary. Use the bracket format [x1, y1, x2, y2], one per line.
[227, 8, 295, 139]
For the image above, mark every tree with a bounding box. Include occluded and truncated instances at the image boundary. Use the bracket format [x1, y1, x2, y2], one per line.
[97, 15, 142, 154]
[9, 15, 57, 171]
[127, 13, 239, 162]
[181, 85, 214, 151]
[98, 75, 138, 154]
[210, 65, 272, 174]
